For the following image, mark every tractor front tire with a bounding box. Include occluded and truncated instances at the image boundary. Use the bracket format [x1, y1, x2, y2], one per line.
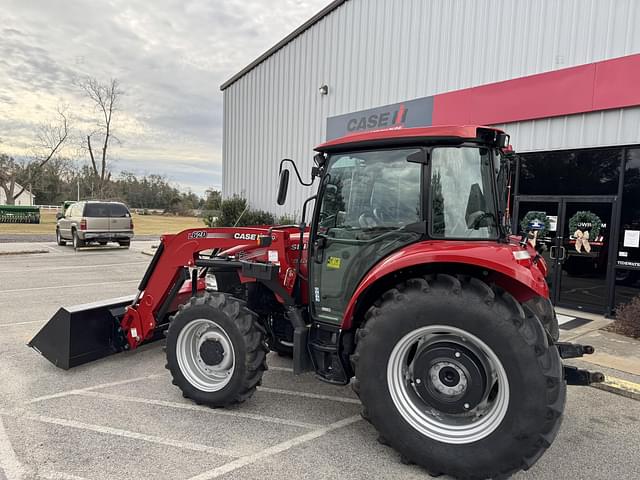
[351, 274, 565, 480]
[165, 293, 268, 407]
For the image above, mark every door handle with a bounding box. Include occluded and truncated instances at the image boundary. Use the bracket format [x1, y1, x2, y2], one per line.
[558, 246, 566, 261]
[550, 246, 566, 261]
[313, 237, 326, 264]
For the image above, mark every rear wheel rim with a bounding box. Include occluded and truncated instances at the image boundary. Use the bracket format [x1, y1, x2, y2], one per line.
[176, 318, 235, 392]
[387, 325, 509, 444]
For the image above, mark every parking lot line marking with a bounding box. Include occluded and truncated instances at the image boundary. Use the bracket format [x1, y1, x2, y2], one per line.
[0, 320, 44, 327]
[258, 387, 361, 404]
[0, 280, 139, 295]
[0, 261, 148, 275]
[39, 471, 88, 480]
[0, 416, 25, 480]
[78, 391, 321, 429]
[0, 410, 241, 459]
[26, 374, 165, 404]
[187, 415, 361, 480]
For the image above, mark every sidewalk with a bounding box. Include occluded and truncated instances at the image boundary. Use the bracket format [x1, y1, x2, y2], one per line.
[560, 308, 640, 400]
[0, 241, 50, 256]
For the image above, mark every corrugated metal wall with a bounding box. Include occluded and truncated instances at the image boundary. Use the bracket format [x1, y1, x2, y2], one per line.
[223, 0, 640, 215]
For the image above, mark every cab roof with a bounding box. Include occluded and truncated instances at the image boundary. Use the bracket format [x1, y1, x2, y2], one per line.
[315, 125, 505, 153]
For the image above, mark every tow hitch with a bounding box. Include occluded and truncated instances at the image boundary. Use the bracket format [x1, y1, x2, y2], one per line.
[556, 341, 605, 386]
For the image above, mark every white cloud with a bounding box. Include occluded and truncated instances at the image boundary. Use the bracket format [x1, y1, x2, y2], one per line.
[0, 0, 331, 195]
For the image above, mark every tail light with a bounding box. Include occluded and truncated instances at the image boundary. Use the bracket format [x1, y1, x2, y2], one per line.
[130, 218, 134, 229]
[80, 218, 87, 231]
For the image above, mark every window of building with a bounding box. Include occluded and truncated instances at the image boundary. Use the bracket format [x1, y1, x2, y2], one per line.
[518, 148, 622, 196]
[614, 148, 640, 308]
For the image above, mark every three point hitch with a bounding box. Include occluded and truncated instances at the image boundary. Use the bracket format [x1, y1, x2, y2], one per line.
[557, 341, 605, 386]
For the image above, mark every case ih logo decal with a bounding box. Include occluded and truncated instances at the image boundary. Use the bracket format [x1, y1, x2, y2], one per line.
[346, 104, 408, 132]
[326, 96, 434, 140]
[234, 233, 258, 240]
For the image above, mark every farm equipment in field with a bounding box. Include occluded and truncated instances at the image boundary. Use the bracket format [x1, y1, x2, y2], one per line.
[0, 205, 40, 223]
[30, 126, 604, 479]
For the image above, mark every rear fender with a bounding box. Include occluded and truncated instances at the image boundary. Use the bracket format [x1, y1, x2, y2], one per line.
[341, 242, 549, 330]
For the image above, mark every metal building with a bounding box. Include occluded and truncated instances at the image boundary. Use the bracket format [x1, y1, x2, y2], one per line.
[221, 0, 640, 315]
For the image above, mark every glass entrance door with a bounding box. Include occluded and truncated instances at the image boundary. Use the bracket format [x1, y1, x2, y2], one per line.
[513, 199, 561, 296]
[557, 200, 615, 312]
[514, 196, 616, 313]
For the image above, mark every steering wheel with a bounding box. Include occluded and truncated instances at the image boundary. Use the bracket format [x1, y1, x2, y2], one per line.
[373, 206, 393, 225]
[358, 211, 378, 228]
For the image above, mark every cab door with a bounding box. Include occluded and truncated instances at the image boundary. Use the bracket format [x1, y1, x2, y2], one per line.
[309, 148, 425, 325]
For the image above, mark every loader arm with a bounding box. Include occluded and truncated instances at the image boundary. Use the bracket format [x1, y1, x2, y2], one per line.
[120, 226, 298, 350]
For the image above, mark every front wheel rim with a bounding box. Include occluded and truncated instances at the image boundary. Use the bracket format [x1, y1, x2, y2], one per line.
[387, 325, 510, 444]
[176, 318, 235, 392]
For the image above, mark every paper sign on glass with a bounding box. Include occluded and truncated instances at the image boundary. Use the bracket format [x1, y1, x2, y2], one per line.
[623, 230, 640, 248]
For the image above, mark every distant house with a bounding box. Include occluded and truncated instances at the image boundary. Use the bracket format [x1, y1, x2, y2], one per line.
[0, 182, 36, 206]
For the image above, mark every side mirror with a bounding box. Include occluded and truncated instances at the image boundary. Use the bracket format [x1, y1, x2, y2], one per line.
[277, 169, 290, 205]
[56, 212, 64, 220]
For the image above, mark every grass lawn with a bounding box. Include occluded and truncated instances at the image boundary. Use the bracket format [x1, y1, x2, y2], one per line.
[0, 211, 206, 236]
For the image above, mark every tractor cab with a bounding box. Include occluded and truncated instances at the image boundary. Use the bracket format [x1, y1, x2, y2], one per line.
[306, 127, 508, 324]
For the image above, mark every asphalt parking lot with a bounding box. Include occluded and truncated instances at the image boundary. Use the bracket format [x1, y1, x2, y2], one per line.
[1, 243, 640, 480]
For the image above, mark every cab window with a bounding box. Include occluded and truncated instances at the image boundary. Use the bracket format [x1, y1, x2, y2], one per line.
[429, 147, 498, 239]
[318, 149, 422, 239]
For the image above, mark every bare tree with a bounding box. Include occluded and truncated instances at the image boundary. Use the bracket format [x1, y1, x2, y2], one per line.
[0, 107, 69, 205]
[78, 77, 123, 195]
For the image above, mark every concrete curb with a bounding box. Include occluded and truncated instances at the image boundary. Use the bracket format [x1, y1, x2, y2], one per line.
[592, 376, 640, 401]
[0, 249, 49, 256]
[141, 246, 159, 256]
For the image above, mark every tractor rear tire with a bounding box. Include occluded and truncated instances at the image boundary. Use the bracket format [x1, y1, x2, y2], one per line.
[351, 274, 565, 480]
[165, 293, 268, 407]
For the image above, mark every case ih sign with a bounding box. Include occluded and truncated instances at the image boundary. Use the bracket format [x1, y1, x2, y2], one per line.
[325, 54, 640, 141]
[326, 96, 434, 140]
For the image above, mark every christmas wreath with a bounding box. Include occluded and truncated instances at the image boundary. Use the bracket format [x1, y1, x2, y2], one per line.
[568, 211, 602, 239]
[520, 211, 551, 238]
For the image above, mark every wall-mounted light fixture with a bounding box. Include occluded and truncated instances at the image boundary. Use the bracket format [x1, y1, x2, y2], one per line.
[319, 84, 329, 95]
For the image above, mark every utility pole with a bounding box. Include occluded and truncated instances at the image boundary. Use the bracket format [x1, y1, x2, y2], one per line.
[77, 179, 80, 201]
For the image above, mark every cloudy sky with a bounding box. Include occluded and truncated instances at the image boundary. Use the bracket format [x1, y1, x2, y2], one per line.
[0, 0, 330, 195]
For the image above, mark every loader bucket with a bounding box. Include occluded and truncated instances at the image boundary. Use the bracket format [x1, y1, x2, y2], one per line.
[28, 295, 135, 369]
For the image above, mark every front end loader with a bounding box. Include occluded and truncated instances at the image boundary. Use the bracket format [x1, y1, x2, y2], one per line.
[30, 125, 604, 480]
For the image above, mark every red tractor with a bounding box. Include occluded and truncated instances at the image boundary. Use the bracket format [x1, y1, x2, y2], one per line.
[30, 126, 603, 479]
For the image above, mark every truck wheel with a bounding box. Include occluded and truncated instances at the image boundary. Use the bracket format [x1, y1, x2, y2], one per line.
[56, 229, 66, 246]
[165, 293, 268, 407]
[351, 274, 565, 479]
[72, 230, 84, 250]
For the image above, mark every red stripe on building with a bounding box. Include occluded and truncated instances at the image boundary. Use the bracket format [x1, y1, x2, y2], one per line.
[431, 53, 640, 126]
